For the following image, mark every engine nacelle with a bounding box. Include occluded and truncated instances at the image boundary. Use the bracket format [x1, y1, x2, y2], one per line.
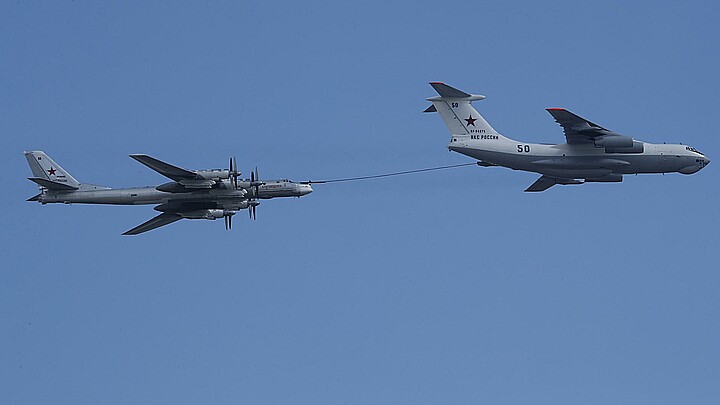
[595, 135, 634, 148]
[156, 182, 189, 193]
[178, 179, 218, 189]
[181, 209, 234, 220]
[195, 169, 230, 181]
[594, 135, 644, 154]
[223, 201, 250, 210]
[604, 141, 644, 154]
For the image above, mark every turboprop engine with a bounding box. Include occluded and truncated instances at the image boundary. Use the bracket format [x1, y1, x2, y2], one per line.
[180, 209, 235, 220]
[595, 135, 644, 154]
[194, 169, 231, 181]
[176, 209, 238, 230]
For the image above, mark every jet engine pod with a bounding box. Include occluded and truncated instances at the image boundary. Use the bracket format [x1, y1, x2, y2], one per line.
[595, 135, 634, 148]
[596, 136, 644, 154]
[604, 141, 644, 154]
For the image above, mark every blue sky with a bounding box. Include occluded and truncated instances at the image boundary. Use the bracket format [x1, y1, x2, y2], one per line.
[2, 1, 719, 404]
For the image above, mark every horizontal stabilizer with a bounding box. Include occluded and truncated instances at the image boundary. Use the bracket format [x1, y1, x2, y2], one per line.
[423, 104, 437, 113]
[525, 176, 557, 192]
[123, 212, 183, 235]
[430, 82, 472, 98]
[129, 154, 197, 182]
[27, 193, 41, 201]
[28, 177, 79, 190]
[525, 176, 583, 192]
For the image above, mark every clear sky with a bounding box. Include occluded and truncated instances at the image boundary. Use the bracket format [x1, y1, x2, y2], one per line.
[2, 1, 719, 404]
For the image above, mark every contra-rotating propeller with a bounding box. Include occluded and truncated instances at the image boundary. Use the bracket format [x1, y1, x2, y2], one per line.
[250, 166, 263, 195]
[223, 210, 236, 230]
[247, 167, 264, 220]
[248, 199, 259, 220]
[228, 157, 240, 189]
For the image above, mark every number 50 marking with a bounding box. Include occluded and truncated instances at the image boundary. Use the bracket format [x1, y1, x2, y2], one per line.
[517, 144, 531, 153]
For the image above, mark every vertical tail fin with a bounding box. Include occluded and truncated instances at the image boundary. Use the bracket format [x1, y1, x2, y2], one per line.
[24, 151, 81, 189]
[424, 82, 501, 137]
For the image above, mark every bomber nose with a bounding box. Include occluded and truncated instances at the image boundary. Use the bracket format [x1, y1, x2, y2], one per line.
[300, 184, 313, 196]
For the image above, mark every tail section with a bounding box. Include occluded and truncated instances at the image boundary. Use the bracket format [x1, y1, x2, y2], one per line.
[424, 82, 501, 137]
[24, 151, 81, 190]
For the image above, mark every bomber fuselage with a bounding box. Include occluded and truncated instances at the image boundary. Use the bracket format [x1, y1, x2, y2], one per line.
[37, 179, 313, 207]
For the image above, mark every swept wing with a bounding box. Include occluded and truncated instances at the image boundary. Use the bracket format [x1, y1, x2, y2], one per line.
[546, 108, 621, 144]
[123, 212, 183, 235]
[123, 201, 228, 235]
[129, 154, 197, 181]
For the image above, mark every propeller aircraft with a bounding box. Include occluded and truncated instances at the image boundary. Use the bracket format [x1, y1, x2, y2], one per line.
[24, 151, 312, 235]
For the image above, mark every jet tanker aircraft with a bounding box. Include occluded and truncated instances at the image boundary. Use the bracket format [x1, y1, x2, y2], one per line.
[24, 151, 312, 234]
[425, 82, 710, 191]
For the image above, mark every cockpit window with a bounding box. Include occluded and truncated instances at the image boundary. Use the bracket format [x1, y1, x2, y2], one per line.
[686, 146, 704, 155]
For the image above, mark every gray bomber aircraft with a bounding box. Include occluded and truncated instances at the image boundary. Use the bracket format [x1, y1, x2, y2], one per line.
[24, 151, 312, 234]
[425, 82, 710, 191]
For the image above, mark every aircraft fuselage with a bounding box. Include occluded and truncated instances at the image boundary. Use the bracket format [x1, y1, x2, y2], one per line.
[449, 136, 709, 180]
[37, 180, 312, 207]
[426, 82, 710, 191]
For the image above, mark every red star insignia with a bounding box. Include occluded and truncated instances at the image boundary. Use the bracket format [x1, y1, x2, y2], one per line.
[48, 167, 57, 176]
[465, 116, 477, 126]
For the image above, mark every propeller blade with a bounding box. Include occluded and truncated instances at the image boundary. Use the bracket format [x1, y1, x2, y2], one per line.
[228, 157, 232, 189]
[229, 214, 232, 230]
[224, 215, 228, 230]
[228, 157, 240, 189]
[247, 200, 258, 220]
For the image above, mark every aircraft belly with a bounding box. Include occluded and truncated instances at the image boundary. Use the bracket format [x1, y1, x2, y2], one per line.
[530, 156, 630, 178]
[452, 147, 629, 176]
[450, 146, 687, 179]
[53, 188, 167, 205]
